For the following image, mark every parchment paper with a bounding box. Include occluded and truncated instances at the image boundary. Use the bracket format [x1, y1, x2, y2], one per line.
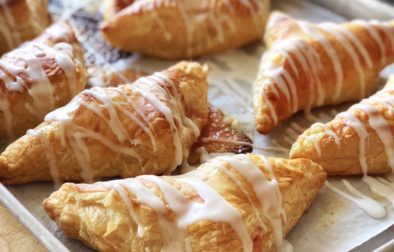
[3, 0, 394, 251]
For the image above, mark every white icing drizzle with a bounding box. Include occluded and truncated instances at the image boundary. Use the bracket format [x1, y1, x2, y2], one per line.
[144, 174, 252, 251]
[103, 178, 180, 250]
[0, 39, 79, 138]
[0, 0, 20, 49]
[285, 128, 299, 141]
[337, 111, 369, 174]
[319, 23, 366, 98]
[380, 21, 394, 51]
[325, 181, 385, 219]
[214, 155, 285, 250]
[259, 54, 293, 113]
[102, 154, 287, 251]
[258, 17, 393, 127]
[0, 0, 49, 52]
[306, 85, 394, 218]
[109, 182, 145, 237]
[284, 136, 294, 146]
[353, 102, 394, 170]
[216, 162, 266, 229]
[353, 20, 386, 66]
[257, 35, 329, 124]
[27, 128, 61, 187]
[301, 122, 340, 158]
[24, 53, 55, 119]
[132, 0, 262, 57]
[177, 176, 253, 251]
[133, 76, 184, 169]
[290, 122, 305, 133]
[42, 43, 79, 95]
[150, 11, 172, 41]
[362, 176, 394, 208]
[298, 21, 343, 100]
[37, 70, 200, 183]
[336, 25, 373, 69]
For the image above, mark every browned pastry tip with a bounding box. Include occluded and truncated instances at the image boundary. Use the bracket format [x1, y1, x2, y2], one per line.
[264, 11, 302, 47]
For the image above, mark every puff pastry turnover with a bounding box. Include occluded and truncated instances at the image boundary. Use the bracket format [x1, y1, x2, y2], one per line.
[254, 12, 394, 134]
[43, 153, 326, 252]
[0, 0, 51, 55]
[100, 0, 270, 59]
[290, 76, 394, 176]
[0, 21, 87, 139]
[0, 62, 209, 185]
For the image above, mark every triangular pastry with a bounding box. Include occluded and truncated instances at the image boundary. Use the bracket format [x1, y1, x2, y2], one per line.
[100, 0, 270, 59]
[0, 21, 87, 139]
[254, 12, 394, 134]
[0, 62, 209, 185]
[0, 0, 51, 54]
[290, 76, 394, 176]
[43, 154, 326, 252]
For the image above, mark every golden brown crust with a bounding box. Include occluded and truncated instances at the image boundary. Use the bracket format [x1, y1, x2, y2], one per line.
[0, 21, 87, 139]
[43, 154, 326, 252]
[0, 0, 51, 54]
[290, 77, 394, 175]
[100, 0, 270, 59]
[0, 62, 209, 184]
[254, 12, 394, 134]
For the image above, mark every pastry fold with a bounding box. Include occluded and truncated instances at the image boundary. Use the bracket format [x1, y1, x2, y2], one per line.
[0, 62, 209, 184]
[0, 21, 87, 139]
[100, 0, 270, 59]
[43, 153, 326, 252]
[0, 0, 51, 54]
[254, 12, 394, 134]
[290, 76, 394, 175]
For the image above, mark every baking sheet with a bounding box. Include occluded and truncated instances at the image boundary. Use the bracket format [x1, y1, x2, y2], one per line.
[1, 0, 394, 251]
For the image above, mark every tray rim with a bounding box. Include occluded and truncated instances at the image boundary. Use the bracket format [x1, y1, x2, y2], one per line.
[0, 183, 68, 252]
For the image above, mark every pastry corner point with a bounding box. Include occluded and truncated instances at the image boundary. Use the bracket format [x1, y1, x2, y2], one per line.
[255, 113, 275, 134]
